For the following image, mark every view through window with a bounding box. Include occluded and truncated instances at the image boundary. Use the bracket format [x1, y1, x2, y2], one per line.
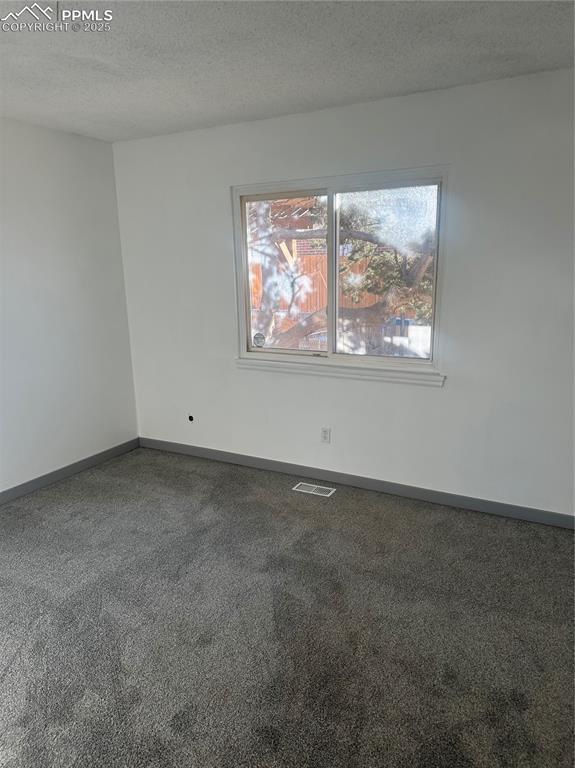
[241, 177, 440, 362]
[245, 195, 328, 351]
[336, 185, 438, 358]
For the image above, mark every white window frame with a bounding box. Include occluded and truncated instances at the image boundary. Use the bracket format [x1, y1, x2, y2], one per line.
[231, 166, 447, 387]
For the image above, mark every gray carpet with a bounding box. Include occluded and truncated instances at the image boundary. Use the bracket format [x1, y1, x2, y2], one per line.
[0, 448, 572, 768]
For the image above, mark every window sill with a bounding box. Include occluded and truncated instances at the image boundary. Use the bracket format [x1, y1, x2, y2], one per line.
[236, 354, 446, 387]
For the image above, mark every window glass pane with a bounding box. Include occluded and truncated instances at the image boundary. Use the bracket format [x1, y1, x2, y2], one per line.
[336, 184, 439, 359]
[245, 194, 328, 351]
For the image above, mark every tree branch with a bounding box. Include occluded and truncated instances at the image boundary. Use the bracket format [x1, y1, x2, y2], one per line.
[407, 252, 433, 287]
[255, 228, 434, 348]
[254, 229, 392, 249]
[269, 286, 403, 348]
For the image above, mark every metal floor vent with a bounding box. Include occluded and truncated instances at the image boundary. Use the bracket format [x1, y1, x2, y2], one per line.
[292, 482, 336, 497]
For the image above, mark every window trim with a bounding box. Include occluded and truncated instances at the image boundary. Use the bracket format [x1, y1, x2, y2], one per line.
[231, 166, 448, 387]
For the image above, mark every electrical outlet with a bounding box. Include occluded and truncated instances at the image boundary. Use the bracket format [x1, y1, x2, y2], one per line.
[320, 427, 331, 444]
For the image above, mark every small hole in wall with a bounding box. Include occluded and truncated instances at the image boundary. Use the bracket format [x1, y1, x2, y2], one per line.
[188, 415, 194, 422]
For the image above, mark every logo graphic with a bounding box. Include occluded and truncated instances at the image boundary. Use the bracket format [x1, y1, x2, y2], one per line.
[1, 2, 112, 30]
[0, 3, 53, 21]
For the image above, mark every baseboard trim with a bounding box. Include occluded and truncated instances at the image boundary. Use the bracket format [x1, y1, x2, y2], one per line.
[0, 439, 140, 506]
[2, 436, 571, 530]
[140, 438, 574, 530]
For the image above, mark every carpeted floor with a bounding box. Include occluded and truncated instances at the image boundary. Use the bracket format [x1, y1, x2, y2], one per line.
[0, 448, 572, 768]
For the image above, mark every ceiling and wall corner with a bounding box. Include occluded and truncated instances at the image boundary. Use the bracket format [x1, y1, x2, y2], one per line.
[0, 1, 573, 141]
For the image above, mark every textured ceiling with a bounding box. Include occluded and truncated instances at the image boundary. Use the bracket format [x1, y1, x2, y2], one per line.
[0, 1, 573, 141]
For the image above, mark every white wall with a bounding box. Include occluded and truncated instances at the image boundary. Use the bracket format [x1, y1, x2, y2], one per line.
[114, 70, 574, 516]
[0, 118, 137, 490]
